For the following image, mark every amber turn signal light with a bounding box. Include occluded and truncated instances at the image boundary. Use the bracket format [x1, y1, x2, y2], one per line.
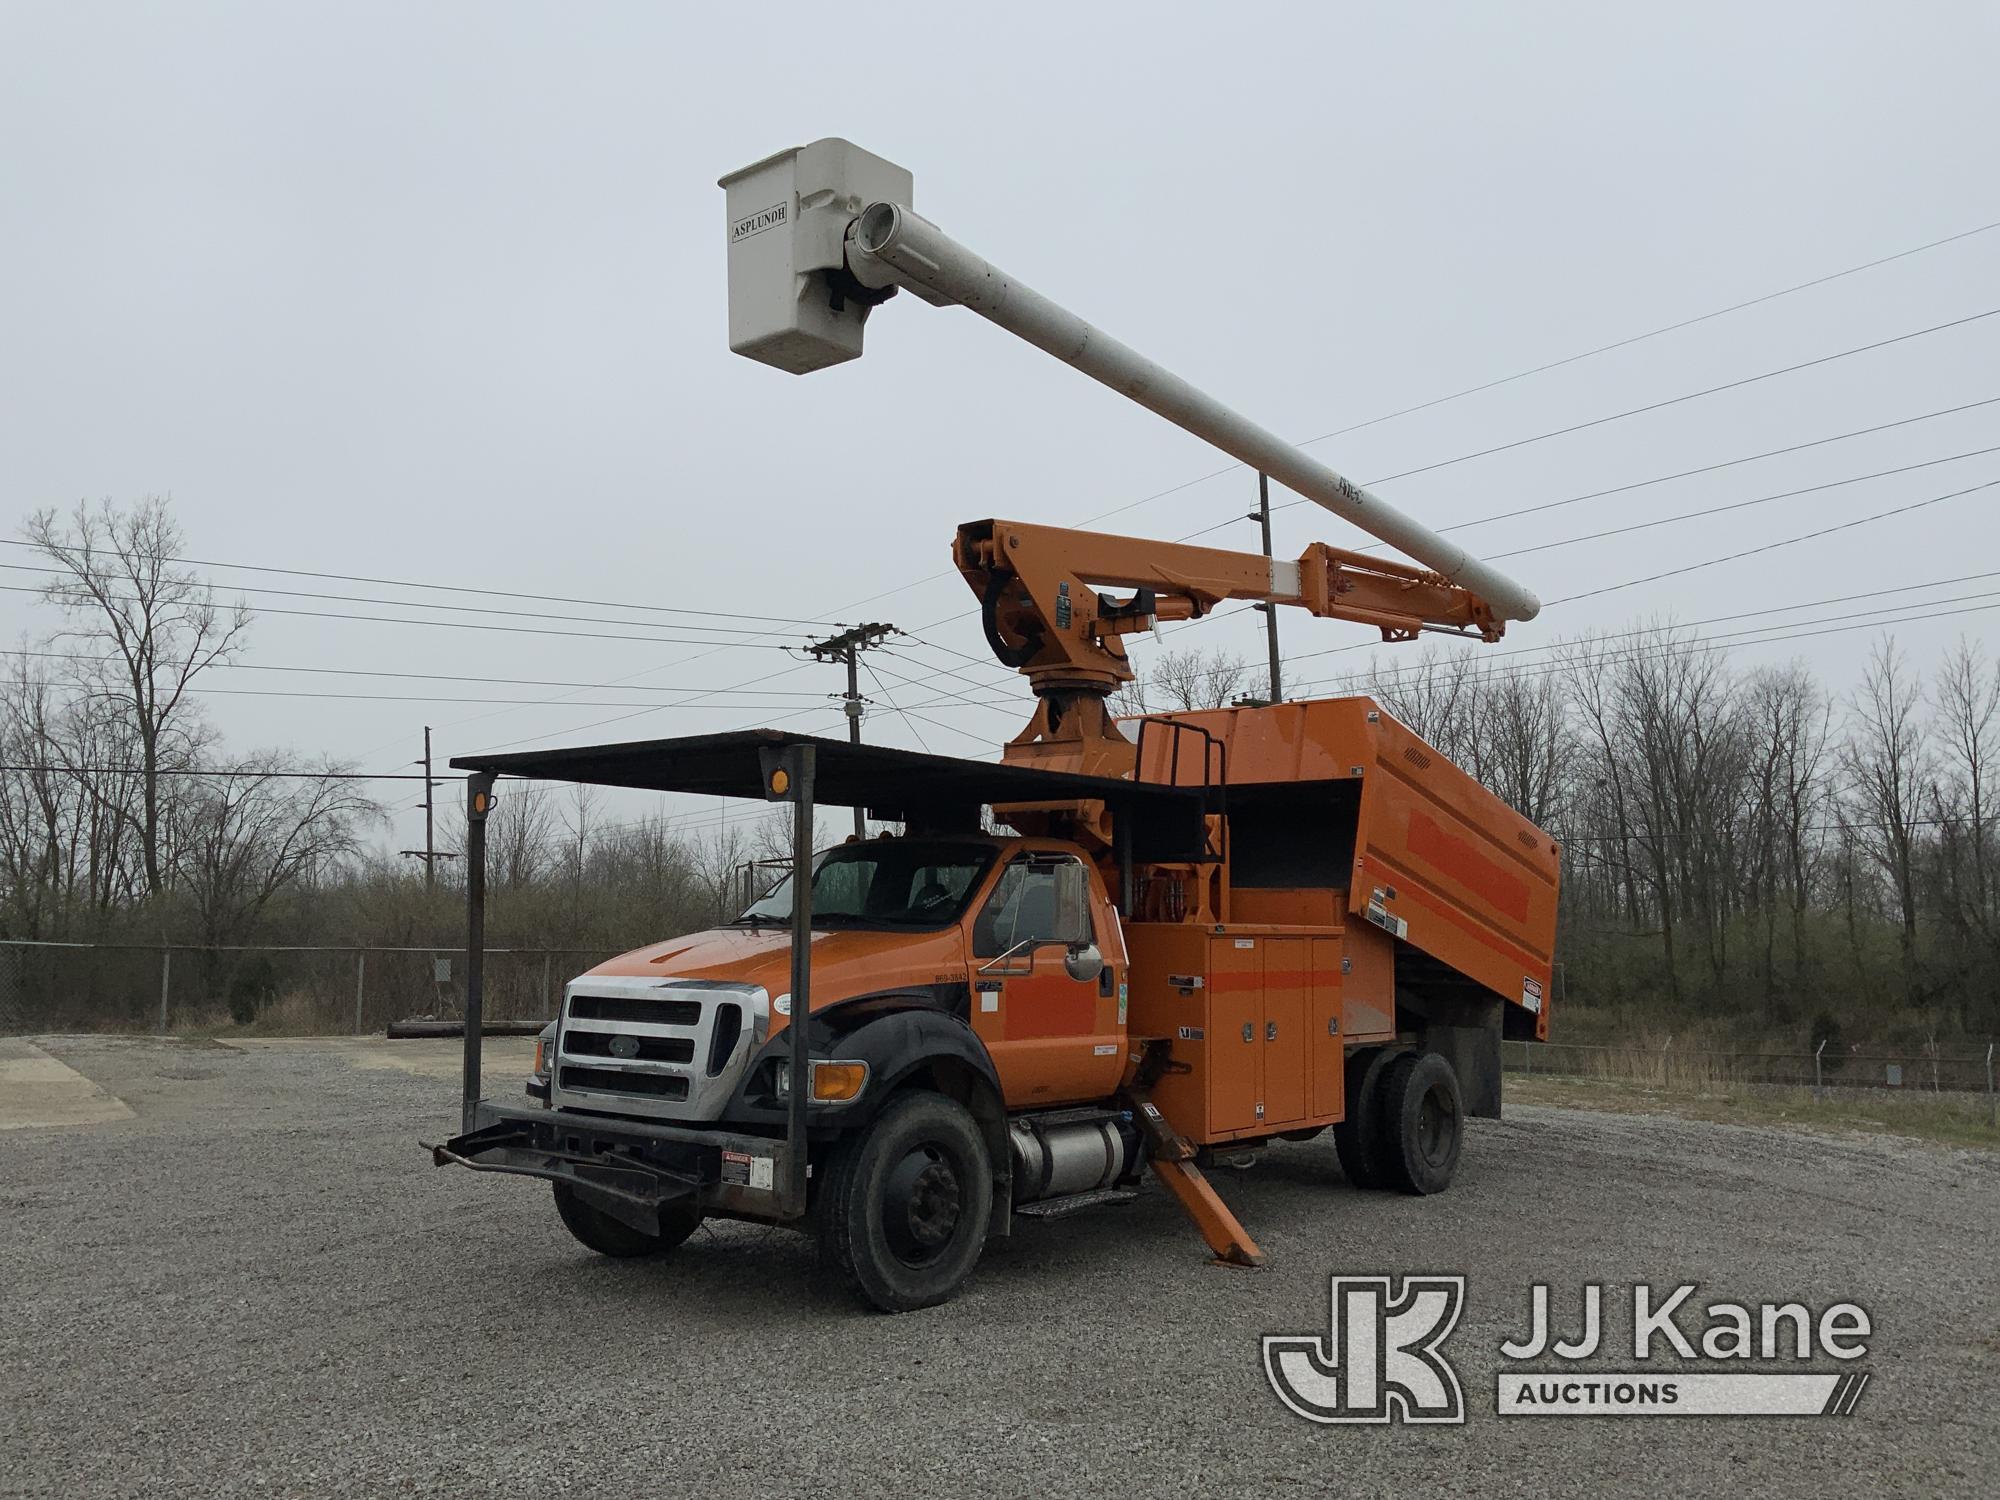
[810, 1061, 868, 1102]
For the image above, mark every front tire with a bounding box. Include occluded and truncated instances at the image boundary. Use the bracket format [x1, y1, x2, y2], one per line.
[1373, 1051, 1465, 1195]
[817, 1091, 993, 1313]
[552, 1181, 703, 1258]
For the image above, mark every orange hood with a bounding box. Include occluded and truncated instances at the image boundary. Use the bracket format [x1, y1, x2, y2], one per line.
[583, 924, 969, 1011]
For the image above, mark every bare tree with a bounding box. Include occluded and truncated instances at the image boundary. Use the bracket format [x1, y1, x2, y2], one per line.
[1366, 648, 1479, 765]
[1107, 674, 1150, 719]
[1742, 663, 1832, 1015]
[1928, 637, 1999, 1027]
[1841, 638, 1932, 1004]
[485, 781, 558, 893]
[24, 499, 251, 897]
[0, 654, 147, 935]
[1480, 669, 1569, 825]
[1149, 648, 1248, 711]
[178, 756, 378, 953]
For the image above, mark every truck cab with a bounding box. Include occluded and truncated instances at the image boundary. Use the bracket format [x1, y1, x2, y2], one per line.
[542, 833, 1128, 1133]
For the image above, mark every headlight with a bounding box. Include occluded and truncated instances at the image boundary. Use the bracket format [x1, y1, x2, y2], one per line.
[533, 1032, 555, 1077]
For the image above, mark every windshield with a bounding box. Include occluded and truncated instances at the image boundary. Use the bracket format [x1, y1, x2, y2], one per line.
[738, 841, 997, 930]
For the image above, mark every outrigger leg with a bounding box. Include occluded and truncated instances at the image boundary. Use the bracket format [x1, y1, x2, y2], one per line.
[1123, 1094, 1265, 1268]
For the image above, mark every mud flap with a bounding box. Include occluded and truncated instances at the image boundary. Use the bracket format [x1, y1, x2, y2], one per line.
[1421, 1018, 1502, 1119]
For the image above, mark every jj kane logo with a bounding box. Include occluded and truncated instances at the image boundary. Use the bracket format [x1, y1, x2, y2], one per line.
[1263, 1276, 1467, 1424]
[1265, 1278, 1874, 1423]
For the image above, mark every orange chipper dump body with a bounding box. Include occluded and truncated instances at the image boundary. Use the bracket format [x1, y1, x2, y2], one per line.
[1118, 696, 1557, 1149]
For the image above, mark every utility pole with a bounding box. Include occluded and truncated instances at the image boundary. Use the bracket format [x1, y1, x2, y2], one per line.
[400, 725, 459, 884]
[1250, 472, 1284, 702]
[423, 725, 436, 882]
[806, 622, 896, 837]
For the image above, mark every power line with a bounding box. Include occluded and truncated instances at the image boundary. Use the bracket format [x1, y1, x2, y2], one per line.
[0, 537, 847, 629]
[1078, 217, 2000, 529]
[1299, 394, 2000, 543]
[870, 651, 1030, 716]
[0, 565, 811, 642]
[0, 763, 422, 781]
[1325, 306, 2000, 489]
[467, 673, 830, 755]
[1294, 591, 2000, 700]
[1544, 476, 2000, 607]
[0, 646, 876, 698]
[1304, 599, 2000, 701]
[861, 658, 936, 754]
[172, 688, 883, 709]
[1175, 306, 2000, 542]
[0, 582, 808, 652]
[1483, 444, 2000, 562]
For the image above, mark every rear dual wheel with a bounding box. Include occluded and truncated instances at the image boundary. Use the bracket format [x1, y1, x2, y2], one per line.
[1336, 1048, 1464, 1196]
[1333, 1049, 1397, 1188]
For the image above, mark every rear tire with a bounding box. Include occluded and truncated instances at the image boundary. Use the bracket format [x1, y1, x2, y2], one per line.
[817, 1091, 993, 1313]
[1373, 1051, 1465, 1195]
[1333, 1048, 1396, 1189]
[552, 1181, 703, 1258]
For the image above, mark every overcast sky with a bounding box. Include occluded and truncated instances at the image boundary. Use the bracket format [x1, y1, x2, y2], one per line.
[2, 2, 1997, 853]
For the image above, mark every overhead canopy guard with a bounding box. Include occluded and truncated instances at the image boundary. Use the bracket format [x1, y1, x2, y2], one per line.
[452, 729, 1209, 860]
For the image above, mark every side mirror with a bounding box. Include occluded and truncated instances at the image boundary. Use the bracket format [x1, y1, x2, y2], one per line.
[1064, 942, 1105, 984]
[1051, 859, 1092, 947]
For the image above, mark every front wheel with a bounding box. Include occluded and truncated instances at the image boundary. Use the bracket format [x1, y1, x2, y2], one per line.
[552, 1181, 703, 1258]
[817, 1091, 993, 1313]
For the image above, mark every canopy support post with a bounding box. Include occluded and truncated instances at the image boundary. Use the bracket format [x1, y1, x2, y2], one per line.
[462, 772, 494, 1134]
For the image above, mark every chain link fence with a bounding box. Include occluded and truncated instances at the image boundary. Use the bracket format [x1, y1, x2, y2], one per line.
[0, 939, 623, 1036]
[1507, 1036, 1998, 1120]
[3, 938, 1993, 1125]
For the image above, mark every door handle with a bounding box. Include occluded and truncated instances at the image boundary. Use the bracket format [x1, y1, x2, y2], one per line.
[1241, 1023, 1254, 1043]
[1266, 1021, 1278, 1042]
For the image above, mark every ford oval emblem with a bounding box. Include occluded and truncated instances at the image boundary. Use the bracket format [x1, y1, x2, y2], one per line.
[609, 1035, 640, 1060]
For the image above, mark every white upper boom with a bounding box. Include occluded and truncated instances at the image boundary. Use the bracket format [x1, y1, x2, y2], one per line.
[720, 138, 1540, 624]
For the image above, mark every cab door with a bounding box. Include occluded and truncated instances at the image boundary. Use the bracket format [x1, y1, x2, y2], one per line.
[966, 851, 1123, 1107]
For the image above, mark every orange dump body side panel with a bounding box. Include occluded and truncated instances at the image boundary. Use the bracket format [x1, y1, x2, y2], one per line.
[1133, 697, 1559, 1040]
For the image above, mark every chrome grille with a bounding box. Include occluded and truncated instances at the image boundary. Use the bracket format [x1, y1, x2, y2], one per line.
[551, 975, 769, 1122]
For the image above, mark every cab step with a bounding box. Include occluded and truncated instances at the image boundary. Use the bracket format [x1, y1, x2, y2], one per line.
[1013, 1187, 1138, 1220]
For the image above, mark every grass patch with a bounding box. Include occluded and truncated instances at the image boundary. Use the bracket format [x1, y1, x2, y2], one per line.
[1508, 1072, 2000, 1151]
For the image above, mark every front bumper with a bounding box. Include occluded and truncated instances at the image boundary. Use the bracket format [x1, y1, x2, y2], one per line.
[427, 1098, 804, 1233]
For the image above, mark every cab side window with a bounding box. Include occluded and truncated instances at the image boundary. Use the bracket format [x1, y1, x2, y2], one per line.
[971, 857, 1091, 957]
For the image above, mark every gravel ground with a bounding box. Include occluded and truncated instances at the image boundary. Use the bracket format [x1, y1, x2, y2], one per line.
[3, 1035, 1996, 1498]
